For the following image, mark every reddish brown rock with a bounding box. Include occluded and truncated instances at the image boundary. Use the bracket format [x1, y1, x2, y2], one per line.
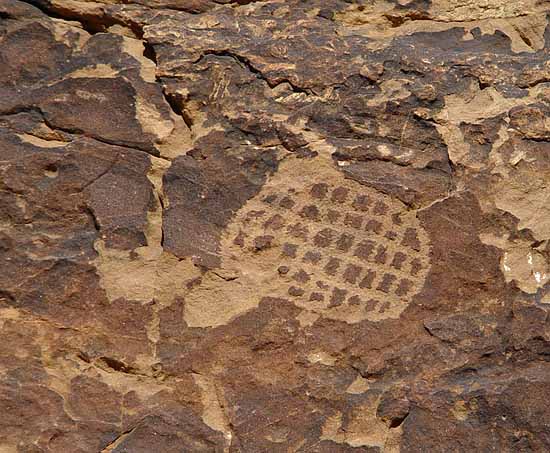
[2, 0, 550, 451]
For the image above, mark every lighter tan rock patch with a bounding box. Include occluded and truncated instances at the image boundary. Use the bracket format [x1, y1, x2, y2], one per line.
[335, 0, 547, 53]
[93, 156, 201, 308]
[321, 398, 401, 450]
[193, 374, 233, 451]
[480, 233, 549, 294]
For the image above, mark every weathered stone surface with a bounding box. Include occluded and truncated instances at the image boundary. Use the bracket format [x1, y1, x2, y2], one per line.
[2, 0, 550, 451]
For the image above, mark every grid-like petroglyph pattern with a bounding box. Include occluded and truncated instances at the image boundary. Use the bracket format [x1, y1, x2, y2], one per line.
[222, 172, 431, 322]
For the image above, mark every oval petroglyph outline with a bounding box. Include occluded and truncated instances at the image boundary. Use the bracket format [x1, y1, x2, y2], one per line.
[211, 156, 432, 325]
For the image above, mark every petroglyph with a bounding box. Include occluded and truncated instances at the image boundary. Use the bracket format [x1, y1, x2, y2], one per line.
[184, 155, 431, 326]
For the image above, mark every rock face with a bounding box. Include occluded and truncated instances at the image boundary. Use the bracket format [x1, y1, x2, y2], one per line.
[1, 0, 550, 451]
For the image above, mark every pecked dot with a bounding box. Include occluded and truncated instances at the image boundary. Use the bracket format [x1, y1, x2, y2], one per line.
[331, 187, 349, 203]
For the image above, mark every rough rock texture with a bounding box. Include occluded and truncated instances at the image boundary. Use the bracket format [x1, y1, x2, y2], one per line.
[2, 0, 550, 451]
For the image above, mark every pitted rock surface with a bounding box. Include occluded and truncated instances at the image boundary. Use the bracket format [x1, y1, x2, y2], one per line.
[221, 156, 431, 323]
[2, 0, 550, 452]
